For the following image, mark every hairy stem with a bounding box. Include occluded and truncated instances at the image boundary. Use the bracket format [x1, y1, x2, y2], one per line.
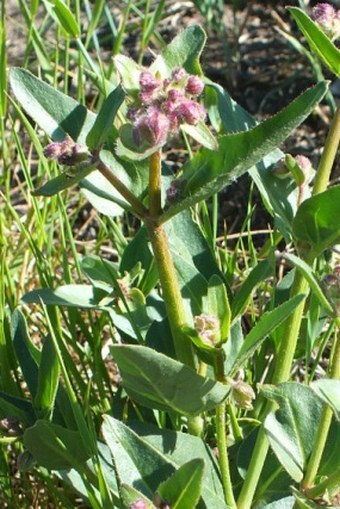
[302, 321, 340, 489]
[97, 161, 148, 219]
[149, 151, 162, 217]
[215, 351, 237, 508]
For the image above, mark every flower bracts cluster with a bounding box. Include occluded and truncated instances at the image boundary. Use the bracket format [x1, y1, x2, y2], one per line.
[312, 3, 340, 40]
[127, 67, 206, 149]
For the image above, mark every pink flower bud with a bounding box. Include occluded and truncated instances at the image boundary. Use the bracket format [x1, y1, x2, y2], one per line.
[176, 99, 206, 125]
[167, 88, 185, 102]
[133, 108, 170, 147]
[185, 75, 205, 96]
[139, 71, 161, 92]
[312, 3, 340, 39]
[171, 67, 187, 82]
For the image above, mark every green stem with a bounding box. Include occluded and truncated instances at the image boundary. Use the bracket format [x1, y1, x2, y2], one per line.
[227, 403, 243, 441]
[306, 466, 340, 499]
[312, 106, 340, 196]
[149, 151, 162, 217]
[237, 107, 340, 509]
[97, 161, 148, 219]
[215, 351, 237, 508]
[146, 223, 195, 368]
[302, 322, 340, 489]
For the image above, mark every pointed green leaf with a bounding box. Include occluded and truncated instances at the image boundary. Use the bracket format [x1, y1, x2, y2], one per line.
[11, 309, 39, 400]
[43, 0, 80, 38]
[129, 421, 227, 508]
[262, 383, 324, 482]
[150, 25, 206, 77]
[120, 484, 155, 509]
[110, 345, 230, 415]
[157, 458, 204, 509]
[21, 285, 112, 309]
[102, 415, 175, 500]
[34, 336, 60, 419]
[24, 420, 90, 470]
[231, 256, 274, 320]
[205, 275, 231, 341]
[288, 7, 340, 78]
[180, 121, 218, 151]
[292, 186, 340, 257]
[284, 253, 334, 314]
[160, 82, 328, 223]
[32, 163, 97, 196]
[86, 86, 125, 150]
[230, 294, 306, 375]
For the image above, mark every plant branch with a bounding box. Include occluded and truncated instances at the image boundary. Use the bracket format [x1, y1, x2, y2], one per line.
[312, 106, 340, 196]
[215, 351, 237, 509]
[302, 320, 340, 489]
[149, 150, 162, 217]
[97, 161, 149, 219]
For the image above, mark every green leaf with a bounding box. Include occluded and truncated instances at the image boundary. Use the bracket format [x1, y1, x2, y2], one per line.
[284, 253, 334, 315]
[205, 275, 231, 341]
[288, 7, 340, 78]
[207, 80, 298, 241]
[110, 345, 230, 415]
[102, 415, 175, 501]
[11, 309, 39, 400]
[21, 285, 112, 309]
[231, 256, 274, 320]
[32, 163, 97, 196]
[0, 393, 35, 426]
[157, 458, 204, 509]
[81, 255, 119, 288]
[34, 336, 60, 420]
[120, 484, 154, 509]
[150, 25, 206, 77]
[86, 86, 125, 150]
[292, 186, 340, 257]
[165, 211, 224, 315]
[43, 0, 80, 38]
[10, 68, 95, 143]
[262, 383, 324, 482]
[160, 82, 328, 223]
[129, 421, 227, 508]
[180, 121, 218, 151]
[230, 294, 306, 375]
[24, 420, 90, 470]
[311, 379, 340, 420]
[259, 497, 295, 509]
[113, 55, 142, 95]
[182, 325, 221, 366]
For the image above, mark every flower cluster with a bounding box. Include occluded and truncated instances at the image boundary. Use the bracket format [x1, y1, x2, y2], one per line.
[312, 3, 340, 40]
[43, 134, 90, 166]
[128, 67, 206, 149]
[194, 313, 220, 347]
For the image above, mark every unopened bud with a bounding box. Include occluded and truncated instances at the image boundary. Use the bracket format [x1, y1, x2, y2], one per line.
[165, 178, 186, 204]
[228, 378, 256, 410]
[176, 99, 206, 125]
[312, 3, 340, 40]
[171, 67, 187, 82]
[133, 108, 170, 147]
[194, 314, 220, 347]
[185, 75, 204, 96]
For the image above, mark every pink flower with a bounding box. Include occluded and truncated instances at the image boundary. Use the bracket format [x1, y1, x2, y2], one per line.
[185, 75, 204, 96]
[171, 67, 187, 82]
[133, 108, 170, 147]
[139, 71, 161, 92]
[175, 99, 206, 125]
[312, 3, 340, 39]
